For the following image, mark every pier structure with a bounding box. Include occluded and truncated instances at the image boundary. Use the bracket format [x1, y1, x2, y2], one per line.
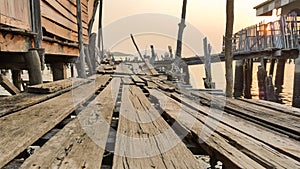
[155, 0, 300, 107]
[0, 62, 299, 168]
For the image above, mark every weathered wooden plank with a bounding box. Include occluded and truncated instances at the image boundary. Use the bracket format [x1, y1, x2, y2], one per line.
[114, 64, 133, 75]
[0, 75, 110, 168]
[27, 78, 83, 94]
[121, 77, 134, 85]
[131, 75, 145, 84]
[41, 1, 88, 36]
[42, 40, 79, 56]
[0, 0, 31, 30]
[153, 81, 175, 92]
[0, 78, 86, 118]
[113, 85, 203, 169]
[171, 92, 300, 161]
[55, 0, 89, 24]
[146, 81, 157, 89]
[239, 98, 300, 117]
[150, 89, 300, 169]
[190, 91, 300, 137]
[0, 33, 31, 52]
[0, 74, 20, 95]
[21, 78, 121, 168]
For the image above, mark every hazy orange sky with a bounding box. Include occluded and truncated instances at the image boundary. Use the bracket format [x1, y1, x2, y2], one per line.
[95, 0, 275, 55]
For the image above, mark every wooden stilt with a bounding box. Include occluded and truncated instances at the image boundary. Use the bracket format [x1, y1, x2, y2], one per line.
[88, 33, 97, 71]
[244, 59, 253, 99]
[203, 37, 213, 88]
[71, 64, 75, 78]
[150, 45, 156, 64]
[168, 46, 173, 59]
[50, 63, 67, 81]
[12, 70, 22, 90]
[234, 60, 244, 98]
[269, 59, 276, 76]
[257, 65, 267, 100]
[76, 0, 87, 78]
[24, 50, 43, 85]
[275, 59, 286, 93]
[293, 57, 300, 108]
[84, 45, 94, 75]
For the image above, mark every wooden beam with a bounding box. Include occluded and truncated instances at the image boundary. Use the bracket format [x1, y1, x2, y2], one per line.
[0, 74, 20, 95]
[0, 75, 110, 168]
[0, 33, 32, 52]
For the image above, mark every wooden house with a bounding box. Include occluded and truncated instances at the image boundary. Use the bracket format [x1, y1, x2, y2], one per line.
[254, 0, 300, 16]
[0, 0, 96, 87]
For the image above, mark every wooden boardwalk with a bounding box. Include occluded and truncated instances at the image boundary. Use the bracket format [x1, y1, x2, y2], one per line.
[0, 63, 300, 168]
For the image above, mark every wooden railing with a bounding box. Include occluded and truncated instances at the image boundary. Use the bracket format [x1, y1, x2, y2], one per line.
[225, 14, 300, 53]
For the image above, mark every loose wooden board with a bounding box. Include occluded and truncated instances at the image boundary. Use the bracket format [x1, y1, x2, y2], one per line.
[21, 78, 121, 168]
[150, 89, 300, 169]
[27, 78, 84, 94]
[0, 75, 110, 168]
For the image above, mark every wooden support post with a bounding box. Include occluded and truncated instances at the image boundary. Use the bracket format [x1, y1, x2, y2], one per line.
[175, 0, 187, 59]
[269, 59, 276, 76]
[12, 70, 22, 90]
[244, 59, 253, 99]
[234, 60, 244, 98]
[98, 0, 104, 59]
[203, 37, 212, 88]
[275, 59, 286, 93]
[71, 64, 75, 78]
[168, 46, 173, 59]
[50, 63, 67, 81]
[150, 45, 156, 64]
[25, 50, 43, 85]
[293, 57, 300, 108]
[257, 65, 267, 100]
[84, 45, 94, 75]
[0, 74, 20, 95]
[89, 33, 97, 70]
[76, 0, 86, 78]
[265, 75, 277, 101]
[30, 0, 45, 70]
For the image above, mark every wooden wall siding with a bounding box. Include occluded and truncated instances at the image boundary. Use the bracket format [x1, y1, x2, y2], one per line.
[0, 0, 31, 30]
[41, 0, 89, 43]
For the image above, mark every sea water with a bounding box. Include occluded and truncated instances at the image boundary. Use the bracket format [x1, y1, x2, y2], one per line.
[0, 62, 295, 105]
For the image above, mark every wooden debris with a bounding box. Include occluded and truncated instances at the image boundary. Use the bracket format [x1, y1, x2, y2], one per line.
[27, 78, 84, 94]
[21, 78, 121, 168]
[0, 75, 110, 168]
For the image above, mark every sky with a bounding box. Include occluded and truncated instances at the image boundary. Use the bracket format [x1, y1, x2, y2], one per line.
[94, 0, 276, 56]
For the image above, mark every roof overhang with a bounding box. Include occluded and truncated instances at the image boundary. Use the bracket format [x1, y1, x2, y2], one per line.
[254, 0, 296, 16]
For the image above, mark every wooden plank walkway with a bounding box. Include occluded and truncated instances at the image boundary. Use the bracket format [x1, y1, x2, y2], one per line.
[0, 63, 299, 168]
